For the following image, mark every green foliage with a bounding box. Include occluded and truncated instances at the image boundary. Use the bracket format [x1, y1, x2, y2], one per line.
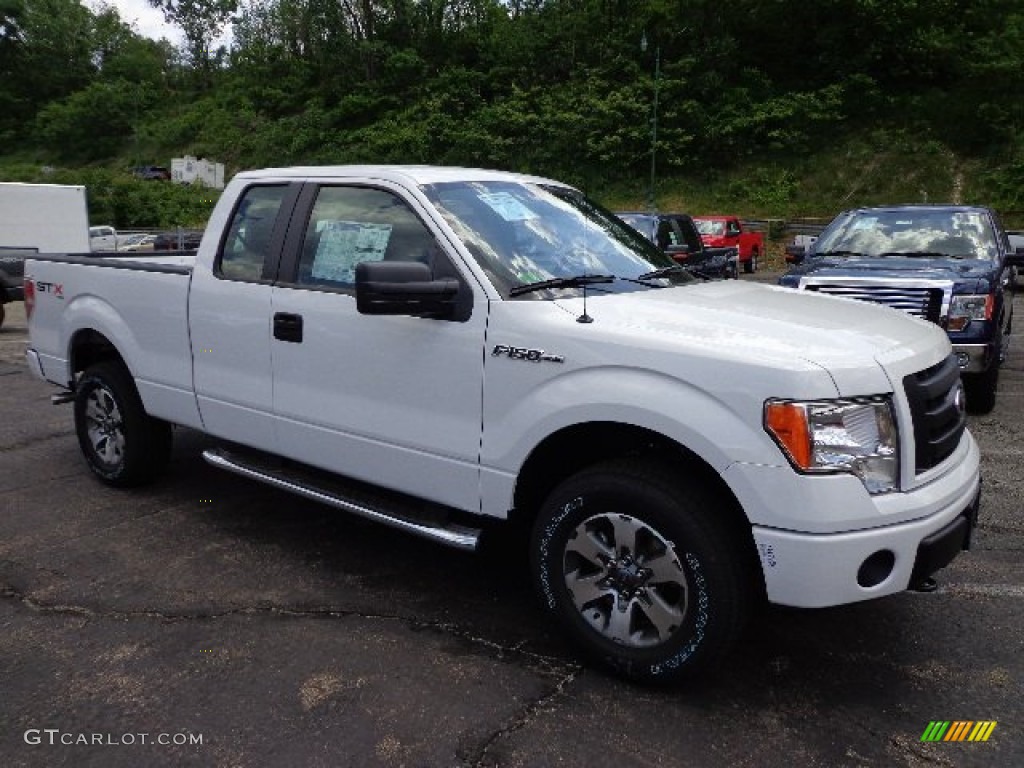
[32, 80, 158, 162]
[85, 173, 220, 228]
[3, 0, 1024, 226]
[0, 164, 219, 227]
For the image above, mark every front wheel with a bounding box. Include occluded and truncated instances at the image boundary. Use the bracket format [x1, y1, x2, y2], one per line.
[964, 361, 999, 414]
[530, 459, 752, 684]
[74, 361, 173, 486]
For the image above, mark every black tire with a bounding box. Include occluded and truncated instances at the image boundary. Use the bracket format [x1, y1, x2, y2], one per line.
[964, 361, 999, 414]
[744, 249, 759, 274]
[0, 303, 5, 328]
[74, 361, 172, 487]
[530, 459, 752, 684]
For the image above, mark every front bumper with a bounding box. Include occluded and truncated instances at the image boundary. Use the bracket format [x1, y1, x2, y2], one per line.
[908, 490, 979, 585]
[951, 342, 993, 374]
[741, 435, 981, 608]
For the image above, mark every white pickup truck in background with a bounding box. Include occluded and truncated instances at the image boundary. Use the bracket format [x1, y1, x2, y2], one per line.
[24, 166, 981, 683]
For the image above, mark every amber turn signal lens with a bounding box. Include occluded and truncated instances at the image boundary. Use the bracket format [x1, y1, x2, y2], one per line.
[765, 402, 812, 468]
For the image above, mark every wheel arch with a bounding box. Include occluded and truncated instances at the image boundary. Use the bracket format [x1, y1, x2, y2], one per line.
[69, 327, 130, 381]
[511, 421, 761, 587]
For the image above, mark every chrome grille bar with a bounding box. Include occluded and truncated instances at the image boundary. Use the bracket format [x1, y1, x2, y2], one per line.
[798, 276, 954, 324]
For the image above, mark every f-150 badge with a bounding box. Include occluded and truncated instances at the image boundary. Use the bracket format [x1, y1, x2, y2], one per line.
[491, 345, 564, 364]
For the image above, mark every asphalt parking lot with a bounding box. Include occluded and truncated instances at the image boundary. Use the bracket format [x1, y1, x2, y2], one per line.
[1, 283, 1021, 768]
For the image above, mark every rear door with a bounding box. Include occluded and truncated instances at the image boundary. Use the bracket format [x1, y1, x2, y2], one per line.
[189, 182, 301, 448]
[268, 180, 488, 512]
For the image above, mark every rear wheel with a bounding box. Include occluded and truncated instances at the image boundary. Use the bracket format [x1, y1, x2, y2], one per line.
[74, 361, 172, 486]
[530, 459, 752, 684]
[744, 249, 759, 274]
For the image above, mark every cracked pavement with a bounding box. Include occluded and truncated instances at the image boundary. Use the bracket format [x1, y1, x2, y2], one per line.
[1, 291, 1022, 767]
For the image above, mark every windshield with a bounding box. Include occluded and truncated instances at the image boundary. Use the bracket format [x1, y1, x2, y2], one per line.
[814, 209, 998, 260]
[421, 181, 692, 297]
[694, 219, 725, 236]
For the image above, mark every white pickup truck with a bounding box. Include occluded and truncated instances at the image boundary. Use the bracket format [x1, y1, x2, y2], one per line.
[24, 166, 981, 683]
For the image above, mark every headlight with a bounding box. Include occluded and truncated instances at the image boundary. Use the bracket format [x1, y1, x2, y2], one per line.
[948, 294, 992, 331]
[764, 397, 899, 494]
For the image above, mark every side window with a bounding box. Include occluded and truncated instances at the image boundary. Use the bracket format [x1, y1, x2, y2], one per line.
[655, 219, 675, 251]
[726, 220, 741, 236]
[219, 185, 288, 282]
[296, 186, 440, 289]
[679, 220, 703, 252]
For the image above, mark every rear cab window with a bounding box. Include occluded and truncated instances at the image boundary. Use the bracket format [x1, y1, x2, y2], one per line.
[218, 185, 291, 282]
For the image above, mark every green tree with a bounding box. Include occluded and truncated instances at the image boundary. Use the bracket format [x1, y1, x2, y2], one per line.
[148, 0, 236, 74]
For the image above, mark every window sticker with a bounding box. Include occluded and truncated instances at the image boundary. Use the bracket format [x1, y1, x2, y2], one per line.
[850, 217, 879, 231]
[479, 192, 537, 222]
[310, 221, 392, 283]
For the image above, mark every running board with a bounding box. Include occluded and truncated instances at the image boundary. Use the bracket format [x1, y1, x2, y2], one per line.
[202, 448, 481, 552]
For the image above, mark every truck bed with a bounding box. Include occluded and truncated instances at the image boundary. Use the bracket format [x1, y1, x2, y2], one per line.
[25, 251, 202, 430]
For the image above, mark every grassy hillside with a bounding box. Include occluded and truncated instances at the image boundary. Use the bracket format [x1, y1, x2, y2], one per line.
[3, 125, 1021, 251]
[606, 128, 1024, 224]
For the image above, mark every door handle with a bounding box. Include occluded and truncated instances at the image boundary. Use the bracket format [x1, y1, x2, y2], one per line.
[273, 312, 303, 343]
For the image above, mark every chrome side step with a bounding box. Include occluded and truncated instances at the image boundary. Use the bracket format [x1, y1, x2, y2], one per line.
[202, 448, 481, 552]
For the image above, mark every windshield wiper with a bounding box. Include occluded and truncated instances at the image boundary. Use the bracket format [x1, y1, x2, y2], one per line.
[509, 274, 615, 297]
[816, 250, 864, 258]
[876, 251, 963, 259]
[636, 265, 687, 281]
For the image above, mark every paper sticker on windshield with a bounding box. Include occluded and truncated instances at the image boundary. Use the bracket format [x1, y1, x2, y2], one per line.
[310, 221, 392, 283]
[479, 192, 537, 222]
[850, 217, 879, 231]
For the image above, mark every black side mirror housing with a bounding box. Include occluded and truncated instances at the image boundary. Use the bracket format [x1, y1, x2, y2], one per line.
[355, 261, 459, 318]
[785, 244, 807, 264]
[1006, 246, 1024, 268]
[666, 244, 690, 262]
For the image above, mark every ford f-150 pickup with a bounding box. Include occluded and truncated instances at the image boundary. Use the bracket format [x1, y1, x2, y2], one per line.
[24, 166, 982, 684]
[780, 205, 1022, 414]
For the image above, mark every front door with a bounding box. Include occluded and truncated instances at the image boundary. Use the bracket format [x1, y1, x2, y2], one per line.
[269, 182, 488, 512]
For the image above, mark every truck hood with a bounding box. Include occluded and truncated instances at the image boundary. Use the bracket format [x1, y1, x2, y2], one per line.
[782, 256, 995, 294]
[550, 279, 950, 396]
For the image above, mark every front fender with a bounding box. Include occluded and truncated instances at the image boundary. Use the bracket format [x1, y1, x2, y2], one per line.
[479, 365, 794, 516]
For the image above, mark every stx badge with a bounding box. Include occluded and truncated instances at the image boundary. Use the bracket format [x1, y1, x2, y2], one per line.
[34, 280, 64, 298]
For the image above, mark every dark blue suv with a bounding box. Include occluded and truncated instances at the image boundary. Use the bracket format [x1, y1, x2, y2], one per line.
[780, 205, 1023, 413]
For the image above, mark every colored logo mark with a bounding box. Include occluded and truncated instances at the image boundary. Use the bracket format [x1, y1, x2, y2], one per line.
[921, 721, 997, 742]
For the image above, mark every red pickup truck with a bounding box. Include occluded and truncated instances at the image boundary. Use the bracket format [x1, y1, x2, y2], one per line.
[693, 216, 765, 274]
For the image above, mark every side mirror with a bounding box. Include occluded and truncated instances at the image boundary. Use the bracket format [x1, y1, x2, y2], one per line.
[666, 244, 690, 262]
[1006, 246, 1024, 268]
[785, 244, 806, 264]
[355, 261, 459, 318]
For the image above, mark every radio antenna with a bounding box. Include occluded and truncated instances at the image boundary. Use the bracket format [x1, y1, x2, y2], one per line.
[577, 280, 594, 324]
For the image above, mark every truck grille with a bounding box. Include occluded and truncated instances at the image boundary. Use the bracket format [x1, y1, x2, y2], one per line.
[903, 355, 965, 473]
[802, 282, 945, 323]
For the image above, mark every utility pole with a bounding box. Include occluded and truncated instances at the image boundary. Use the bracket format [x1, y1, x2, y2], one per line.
[641, 32, 660, 211]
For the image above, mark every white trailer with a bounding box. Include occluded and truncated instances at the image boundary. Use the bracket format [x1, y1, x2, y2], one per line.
[0, 182, 92, 327]
[0, 182, 91, 252]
